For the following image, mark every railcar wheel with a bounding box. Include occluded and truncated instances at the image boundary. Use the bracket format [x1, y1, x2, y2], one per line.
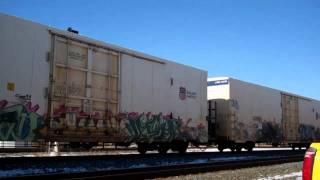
[236, 147, 242, 152]
[171, 141, 188, 154]
[245, 142, 254, 152]
[158, 144, 169, 154]
[138, 144, 147, 154]
[69, 142, 81, 149]
[81, 142, 96, 150]
[229, 143, 236, 152]
[178, 142, 188, 154]
[306, 144, 310, 149]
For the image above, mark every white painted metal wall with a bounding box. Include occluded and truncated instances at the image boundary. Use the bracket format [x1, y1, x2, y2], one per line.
[121, 54, 207, 127]
[299, 98, 320, 126]
[229, 78, 282, 142]
[0, 13, 51, 115]
[298, 98, 320, 140]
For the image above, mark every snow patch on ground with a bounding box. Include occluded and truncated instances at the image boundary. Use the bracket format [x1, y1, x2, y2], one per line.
[0, 167, 89, 177]
[257, 171, 302, 180]
[129, 164, 148, 168]
[188, 159, 207, 164]
[187, 147, 296, 153]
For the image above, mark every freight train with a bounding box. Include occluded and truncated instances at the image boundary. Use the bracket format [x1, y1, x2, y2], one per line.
[1, 13, 319, 154]
[208, 77, 320, 152]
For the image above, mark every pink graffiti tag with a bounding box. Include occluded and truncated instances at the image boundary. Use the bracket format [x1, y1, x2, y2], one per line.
[0, 100, 40, 113]
[115, 112, 127, 123]
[146, 112, 152, 119]
[0, 100, 8, 109]
[128, 112, 139, 120]
[164, 112, 175, 120]
[53, 104, 118, 128]
[197, 123, 205, 129]
[92, 112, 101, 127]
[25, 102, 39, 112]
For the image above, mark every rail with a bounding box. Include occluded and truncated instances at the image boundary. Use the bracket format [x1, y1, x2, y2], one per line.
[0, 150, 305, 179]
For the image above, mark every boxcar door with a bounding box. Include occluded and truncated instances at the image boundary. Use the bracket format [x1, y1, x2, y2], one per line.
[281, 94, 299, 143]
[48, 34, 120, 141]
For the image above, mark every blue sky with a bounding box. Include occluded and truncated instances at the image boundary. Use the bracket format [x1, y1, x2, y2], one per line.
[1, 0, 319, 99]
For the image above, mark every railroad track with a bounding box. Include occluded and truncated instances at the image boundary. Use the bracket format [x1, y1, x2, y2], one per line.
[0, 147, 137, 153]
[0, 150, 305, 179]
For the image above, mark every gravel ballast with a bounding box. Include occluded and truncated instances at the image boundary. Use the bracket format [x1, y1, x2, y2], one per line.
[158, 162, 302, 180]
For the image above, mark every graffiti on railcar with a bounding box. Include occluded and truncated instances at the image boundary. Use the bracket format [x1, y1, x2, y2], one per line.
[51, 104, 103, 129]
[232, 115, 282, 143]
[0, 99, 206, 143]
[229, 99, 239, 110]
[299, 124, 320, 141]
[119, 112, 206, 143]
[50, 104, 207, 143]
[0, 100, 44, 141]
[253, 116, 282, 143]
[233, 121, 248, 141]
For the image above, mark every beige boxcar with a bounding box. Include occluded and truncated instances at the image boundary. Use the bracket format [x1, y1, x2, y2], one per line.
[207, 77, 320, 151]
[0, 13, 207, 152]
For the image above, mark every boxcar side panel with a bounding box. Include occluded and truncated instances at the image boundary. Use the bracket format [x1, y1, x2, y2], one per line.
[299, 99, 320, 142]
[0, 13, 50, 115]
[121, 55, 208, 143]
[228, 78, 282, 143]
[0, 13, 50, 141]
